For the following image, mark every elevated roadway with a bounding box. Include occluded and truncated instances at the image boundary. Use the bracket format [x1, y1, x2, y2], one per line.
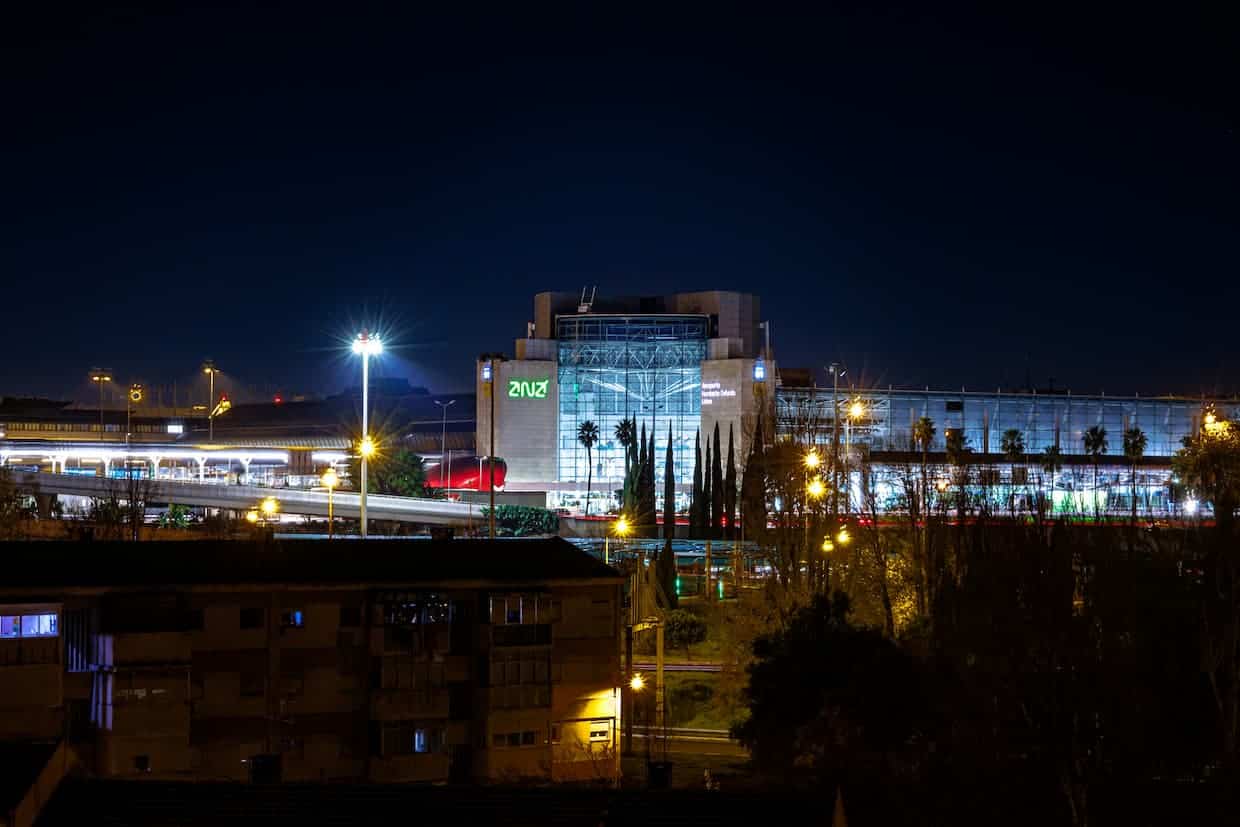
[13, 471, 486, 527]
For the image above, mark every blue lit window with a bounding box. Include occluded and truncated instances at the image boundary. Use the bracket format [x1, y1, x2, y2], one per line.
[0, 613, 57, 638]
[281, 610, 304, 628]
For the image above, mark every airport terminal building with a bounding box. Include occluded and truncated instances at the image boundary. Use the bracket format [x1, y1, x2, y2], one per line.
[480, 290, 1235, 517]
[476, 291, 775, 513]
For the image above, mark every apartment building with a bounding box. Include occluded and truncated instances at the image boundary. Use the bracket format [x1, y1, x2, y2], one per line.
[0, 537, 623, 784]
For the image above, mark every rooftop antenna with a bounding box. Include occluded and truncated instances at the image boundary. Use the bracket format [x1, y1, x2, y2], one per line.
[578, 286, 597, 313]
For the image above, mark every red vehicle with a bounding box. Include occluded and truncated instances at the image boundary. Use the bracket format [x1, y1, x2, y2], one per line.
[423, 456, 507, 491]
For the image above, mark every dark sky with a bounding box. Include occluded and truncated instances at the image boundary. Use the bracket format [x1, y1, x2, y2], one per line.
[3, 2, 1237, 403]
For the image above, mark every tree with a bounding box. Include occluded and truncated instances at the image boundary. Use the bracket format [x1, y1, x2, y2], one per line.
[1000, 428, 1025, 517]
[347, 447, 430, 498]
[636, 427, 656, 532]
[912, 416, 936, 512]
[733, 592, 926, 778]
[725, 424, 738, 540]
[615, 418, 638, 513]
[664, 609, 706, 659]
[944, 428, 971, 521]
[703, 441, 713, 539]
[1123, 426, 1147, 522]
[577, 420, 599, 516]
[1041, 445, 1063, 518]
[691, 430, 703, 537]
[1083, 425, 1108, 521]
[660, 423, 678, 608]
[0, 466, 28, 540]
[740, 414, 767, 546]
[711, 423, 724, 540]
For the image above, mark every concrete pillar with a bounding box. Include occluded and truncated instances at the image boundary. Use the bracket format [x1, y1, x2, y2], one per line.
[196, 457, 207, 482]
[240, 457, 252, 484]
[150, 456, 161, 480]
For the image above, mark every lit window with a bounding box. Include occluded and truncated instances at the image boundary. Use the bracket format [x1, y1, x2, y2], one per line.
[0, 615, 18, 638]
[588, 721, 610, 742]
[415, 729, 428, 753]
[166, 424, 184, 434]
[281, 610, 304, 628]
[16, 613, 57, 638]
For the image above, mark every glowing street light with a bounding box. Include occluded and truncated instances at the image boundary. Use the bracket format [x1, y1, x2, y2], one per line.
[848, 400, 865, 420]
[352, 330, 382, 539]
[821, 537, 835, 553]
[245, 510, 260, 524]
[807, 477, 826, 499]
[804, 449, 822, 470]
[836, 527, 851, 546]
[322, 467, 339, 539]
[260, 497, 279, 518]
[605, 514, 632, 565]
[202, 360, 220, 442]
[615, 515, 632, 537]
[629, 673, 646, 692]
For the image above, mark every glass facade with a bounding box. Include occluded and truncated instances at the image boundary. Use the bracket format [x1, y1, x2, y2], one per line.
[777, 388, 1240, 516]
[555, 315, 707, 512]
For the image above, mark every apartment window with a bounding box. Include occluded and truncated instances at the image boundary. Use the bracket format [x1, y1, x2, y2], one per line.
[1, 613, 58, 638]
[339, 606, 361, 628]
[506, 732, 521, 747]
[381, 723, 442, 756]
[240, 608, 264, 629]
[240, 670, 265, 697]
[588, 721, 611, 742]
[521, 731, 536, 746]
[550, 723, 561, 745]
[280, 610, 304, 629]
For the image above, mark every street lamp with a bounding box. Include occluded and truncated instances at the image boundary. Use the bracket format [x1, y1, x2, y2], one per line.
[434, 399, 456, 490]
[605, 514, 632, 565]
[126, 384, 143, 444]
[202, 361, 219, 442]
[806, 477, 826, 500]
[836, 526, 851, 546]
[260, 496, 279, 519]
[321, 467, 339, 540]
[630, 673, 645, 692]
[90, 369, 112, 438]
[804, 449, 821, 470]
[352, 330, 383, 539]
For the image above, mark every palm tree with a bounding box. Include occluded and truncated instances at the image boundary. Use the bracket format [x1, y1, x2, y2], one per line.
[944, 429, 971, 520]
[1000, 428, 1025, 517]
[1123, 426, 1148, 523]
[1083, 425, 1108, 521]
[614, 418, 637, 511]
[1040, 444, 1063, 518]
[912, 416, 936, 513]
[577, 420, 599, 516]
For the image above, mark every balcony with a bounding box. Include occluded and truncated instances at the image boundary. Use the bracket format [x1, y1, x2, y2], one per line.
[370, 688, 450, 721]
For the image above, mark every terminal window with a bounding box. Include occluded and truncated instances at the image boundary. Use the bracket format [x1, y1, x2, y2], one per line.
[0, 613, 58, 638]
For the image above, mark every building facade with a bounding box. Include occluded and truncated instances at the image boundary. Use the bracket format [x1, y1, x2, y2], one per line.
[0, 538, 624, 784]
[777, 384, 1239, 515]
[477, 291, 776, 512]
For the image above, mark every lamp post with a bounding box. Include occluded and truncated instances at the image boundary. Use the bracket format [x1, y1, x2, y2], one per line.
[606, 515, 631, 565]
[352, 331, 382, 539]
[202, 361, 219, 442]
[844, 398, 865, 515]
[434, 399, 456, 490]
[90, 369, 112, 439]
[480, 356, 502, 539]
[126, 384, 143, 445]
[804, 449, 824, 553]
[321, 467, 339, 540]
[827, 363, 845, 519]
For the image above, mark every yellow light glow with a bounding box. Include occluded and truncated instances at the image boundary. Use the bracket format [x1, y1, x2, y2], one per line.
[321, 468, 339, 489]
[804, 450, 821, 470]
[245, 510, 259, 524]
[359, 436, 376, 458]
[821, 537, 834, 553]
[629, 674, 645, 691]
[836, 527, 851, 545]
[260, 497, 278, 517]
[1205, 412, 1217, 426]
[806, 477, 826, 499]
[615, 515, 631, 536]
[849, 400, 865, 420]
[936, 478, 949, 492]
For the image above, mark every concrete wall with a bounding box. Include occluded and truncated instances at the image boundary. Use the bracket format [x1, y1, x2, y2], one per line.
[476, 358, 558, 489]
[699, 358, 777, 479]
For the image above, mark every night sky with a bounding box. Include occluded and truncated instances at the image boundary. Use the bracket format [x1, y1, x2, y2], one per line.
[3, 3, 1237, 402]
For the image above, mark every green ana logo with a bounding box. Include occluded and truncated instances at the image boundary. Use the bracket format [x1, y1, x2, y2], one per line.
[508, 378, 550, 399]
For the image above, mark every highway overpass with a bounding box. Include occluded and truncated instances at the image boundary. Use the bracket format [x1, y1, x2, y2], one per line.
[12, 471, 486, 527]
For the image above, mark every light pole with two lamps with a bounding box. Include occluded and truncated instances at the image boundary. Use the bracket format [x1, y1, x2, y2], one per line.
[90, 369, 112, 438]
[352, 331, 383, 539]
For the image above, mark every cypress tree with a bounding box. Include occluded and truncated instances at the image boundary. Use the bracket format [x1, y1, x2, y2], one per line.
[660, 423, 679, 607]
[725, 423, 737, 540]
[691, 430, 703, 537]
[703, 442, 712, 538]
[740, 412, 767, 545]
[637, 423, 651, 531]
[711, 422, 724, 540]
[645, 429, 657, 529]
